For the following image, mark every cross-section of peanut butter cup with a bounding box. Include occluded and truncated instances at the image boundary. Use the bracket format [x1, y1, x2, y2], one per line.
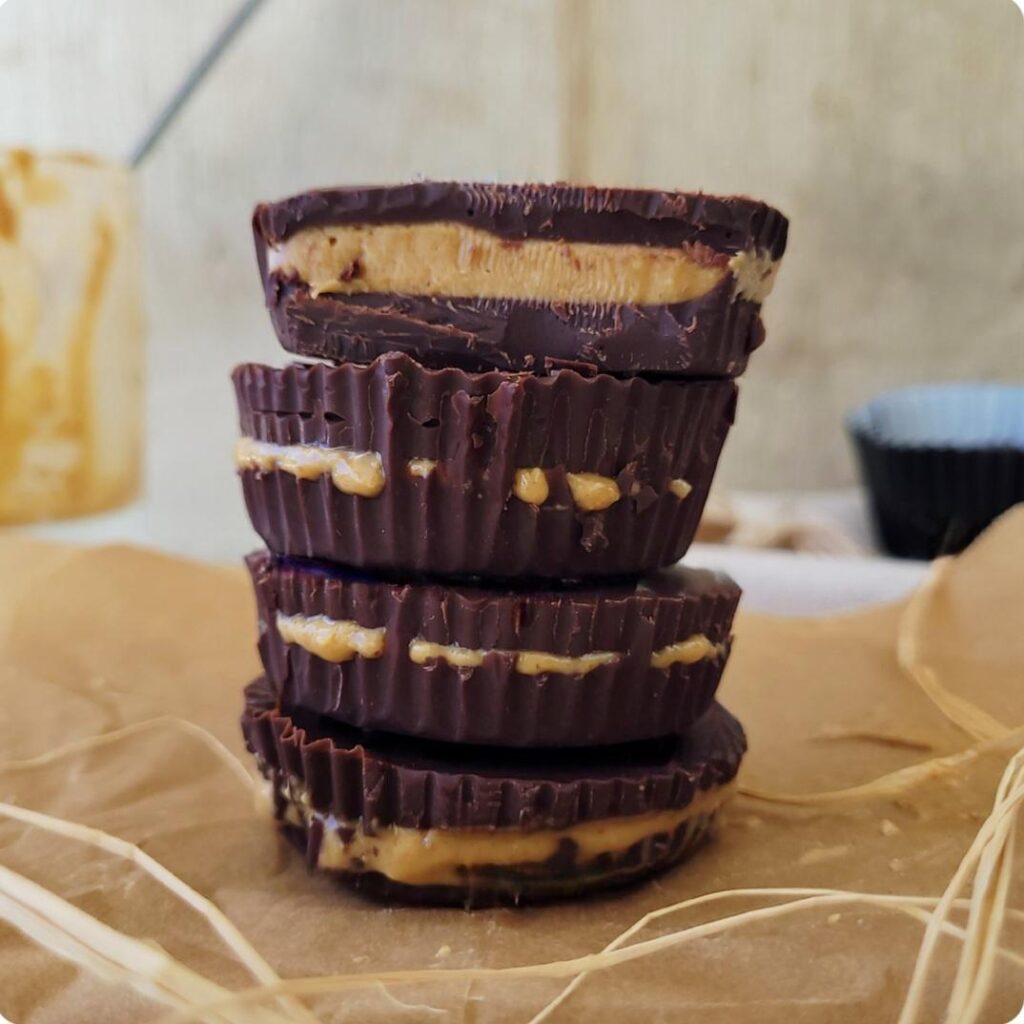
[248, 551, 740, 747]
[253, 181, 787, 377]
[241, 676, 745, 907]
[233, 353, 736, 579]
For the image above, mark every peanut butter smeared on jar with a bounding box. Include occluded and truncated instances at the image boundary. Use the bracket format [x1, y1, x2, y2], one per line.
[0, 150, 143, 524]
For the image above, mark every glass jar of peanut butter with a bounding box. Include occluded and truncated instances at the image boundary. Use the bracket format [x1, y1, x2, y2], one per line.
[0, 150, 144, 524]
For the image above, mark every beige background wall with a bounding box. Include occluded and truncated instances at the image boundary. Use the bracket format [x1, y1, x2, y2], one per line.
[1, 0, 1022, 547]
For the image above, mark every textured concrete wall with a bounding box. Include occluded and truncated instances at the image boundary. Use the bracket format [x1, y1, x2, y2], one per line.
[2, 0, 1021, 510]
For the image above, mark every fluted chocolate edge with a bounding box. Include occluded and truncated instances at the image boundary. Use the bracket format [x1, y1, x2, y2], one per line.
[241, 677, 746, 830]
[249, 551, 740, 746]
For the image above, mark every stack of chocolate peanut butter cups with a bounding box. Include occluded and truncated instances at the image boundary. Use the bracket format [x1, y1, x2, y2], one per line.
[233, 183, 787, 908]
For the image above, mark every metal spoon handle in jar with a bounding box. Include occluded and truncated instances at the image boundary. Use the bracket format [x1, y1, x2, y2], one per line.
[129, 0, 268, 167]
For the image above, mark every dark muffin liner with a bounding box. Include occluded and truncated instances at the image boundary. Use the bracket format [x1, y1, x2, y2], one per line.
[241, 676, 746, 831]
[849, 384, 1024, 559]
[276, 796, 719, 908]
[233, 353, 737, 580]
[248, 551, 740, 747]
[253, 181, 787, 377]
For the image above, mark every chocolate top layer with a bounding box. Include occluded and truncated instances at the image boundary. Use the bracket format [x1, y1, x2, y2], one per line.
[253, 181, 788, 258]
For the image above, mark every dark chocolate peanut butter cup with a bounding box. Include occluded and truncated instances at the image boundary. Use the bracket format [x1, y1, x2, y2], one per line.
[254, 181, 788, 377]
[233, 353, 736, 580]
[242, 677, 745, 906]
[249, 551, 740, 747]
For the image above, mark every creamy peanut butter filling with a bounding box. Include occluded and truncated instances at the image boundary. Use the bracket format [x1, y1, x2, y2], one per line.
[276, 613, 386, 662]
[407, 458, 437, 478]
[408, 639, 618, 676]
[512, 467, 550, 505]
[669, 478, 693, 499]
[275, 777, 733, 887]
[727, 249, 779, 304]
[565, 472, 621, 511]
[237, 439, 662, 512]
[276, 613, 723, 673]
[234, 437, 385, 497]
[650, 635, 724, 668]
[269, 222, 778, 305]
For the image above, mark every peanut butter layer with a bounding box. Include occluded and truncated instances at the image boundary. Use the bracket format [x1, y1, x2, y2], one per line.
[234, 438, 384, 497]
[512, 467, 550, 506]
[237, 440, 683, 512]
[275, 611, 721, 674]
[275, 777, 733, 887]
[407, 458, 436, 478]
[650, 635, 724, 668]
[566, 472, 621, 511]
[409, 639, 618, 676]
[276, 613, 385, 662]
[267, 222, 778, 305]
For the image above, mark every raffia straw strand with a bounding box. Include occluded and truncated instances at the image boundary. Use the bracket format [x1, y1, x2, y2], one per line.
[918, 753, 1024, 1024]
[525, 885, 1024, 1024]
[0, 802, 317, 1024]
[0, 862, 292, 1024]
[954, 794, 1017, 1022]
[897, 751, 1024, 1024]
[155, 886, 1024, 1024]
[0, 887, 196, 1015]
[952, 756, 1023, 1022]
[897, 556, 1009, 743]
[0, 715, 258, 794]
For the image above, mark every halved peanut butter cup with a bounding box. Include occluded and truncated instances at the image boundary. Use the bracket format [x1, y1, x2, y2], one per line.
[253, 181, 787, 377]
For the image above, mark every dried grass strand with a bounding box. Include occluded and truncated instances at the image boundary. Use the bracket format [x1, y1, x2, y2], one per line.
[0, 862, 292, 1024]
[155, 886, 1024, 1024]
[0, 716, 257, 794]
[525, 886, 1024, 1024]
[949, 756, 1022, 1023]
[0, 802, 316, 1024]
[897, 750, 1024, 1024]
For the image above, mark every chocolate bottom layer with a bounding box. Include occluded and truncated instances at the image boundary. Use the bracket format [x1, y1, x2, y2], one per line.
[266, 279, 766, 378]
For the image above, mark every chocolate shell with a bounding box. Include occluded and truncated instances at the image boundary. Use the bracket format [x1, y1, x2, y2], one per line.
[253, 181, 787, 377]
[242, 676, 746, 830]
[233, 353, 737, 580]
[263, 278, 765, 378]
[254, 182, 789, 253]
[243, 678, 744, 906]
[248, 551, 740, 747]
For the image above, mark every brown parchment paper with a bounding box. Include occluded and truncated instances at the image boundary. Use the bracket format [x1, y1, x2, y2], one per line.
[0, 510, 1022, 1023]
